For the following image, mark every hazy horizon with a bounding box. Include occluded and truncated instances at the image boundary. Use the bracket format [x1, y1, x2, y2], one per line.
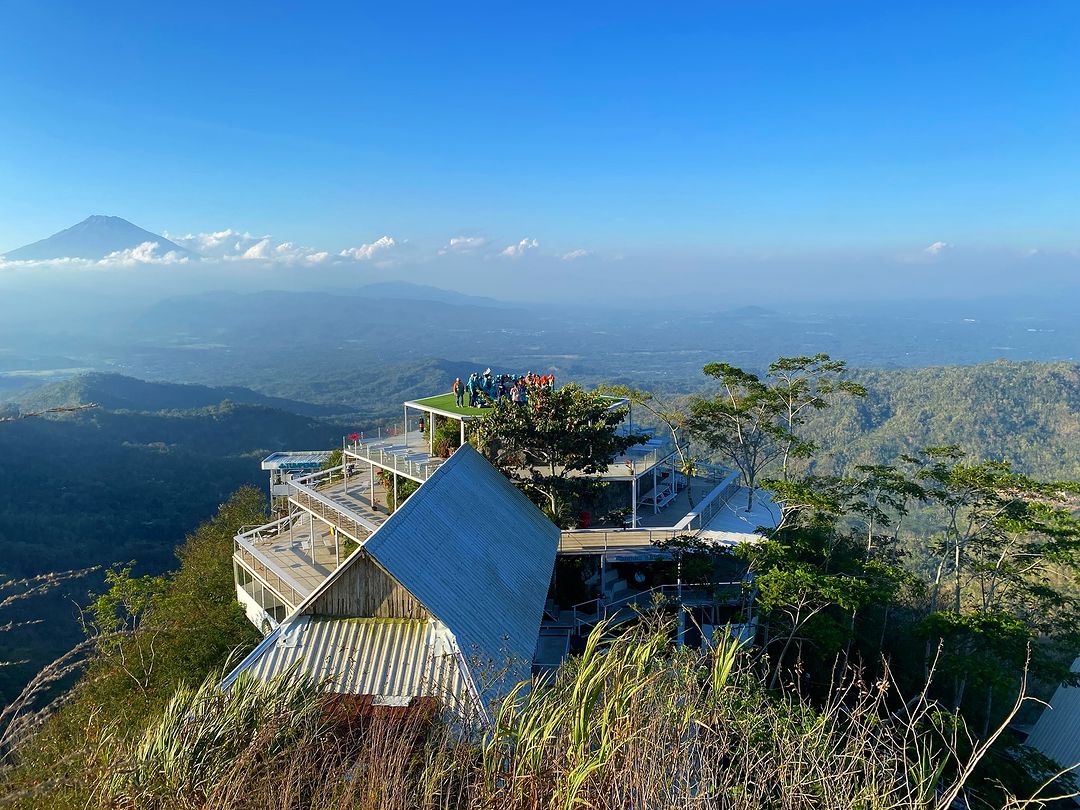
[2, 2, 1078, 306]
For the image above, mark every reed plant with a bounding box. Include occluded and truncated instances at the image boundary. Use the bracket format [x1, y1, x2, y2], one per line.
[84, 617, 1076, 810]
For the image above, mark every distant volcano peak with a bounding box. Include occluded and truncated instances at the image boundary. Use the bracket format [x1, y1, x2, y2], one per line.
[2, 216, 195, 262]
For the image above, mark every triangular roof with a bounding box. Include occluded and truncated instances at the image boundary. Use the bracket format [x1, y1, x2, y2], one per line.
[226, 443, 560, 712]
[360, 443, 559, 676]
[1026, 656, 1080, 769]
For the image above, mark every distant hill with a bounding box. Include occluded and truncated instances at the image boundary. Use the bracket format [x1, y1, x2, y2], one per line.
[128, 290, 526, 338]
[355, 281, 511, 308]
[8, 372, 344, 417]
[805, 360, 1080, 480]
[2, 215, 194, 261]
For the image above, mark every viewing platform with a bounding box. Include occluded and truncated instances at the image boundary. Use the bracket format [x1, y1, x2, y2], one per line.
[556, 472, 779, 557]
[344, 431, 444, 484]
[233, 466, 391, 627]
[236, 380, 779, 635]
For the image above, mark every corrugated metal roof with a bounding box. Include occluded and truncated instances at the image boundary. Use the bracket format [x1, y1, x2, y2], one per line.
[241, 616, 473, 709]
[227, 444, 559, 715]
[362, 444, 560, 695]
[1026, 657, 1080, 768]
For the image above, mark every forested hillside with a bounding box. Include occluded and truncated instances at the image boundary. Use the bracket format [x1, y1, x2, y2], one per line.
[805, 360, 1080, 480]
[0, 401, 352, 702]
[8, 372, 345, 417]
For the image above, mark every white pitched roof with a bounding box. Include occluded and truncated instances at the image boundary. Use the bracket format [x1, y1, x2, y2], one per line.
[240, 616, 473, 709]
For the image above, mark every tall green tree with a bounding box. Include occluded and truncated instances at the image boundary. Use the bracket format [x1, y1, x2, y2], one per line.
[688, 363, 787, 513]
[905, 447, 1080, 720]
[689, 355, 865, 512]
[766, 354, 867, 480]
[474, 383, 647, 525]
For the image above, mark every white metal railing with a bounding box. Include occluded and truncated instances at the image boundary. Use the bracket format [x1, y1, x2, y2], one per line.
[613, 443, 677, 476]
[672, 472, 741, 533]
[233, 537, 306, 609]
[558, 527, 684, 554]
[343, 440, 444, 482]
[286, 466, 381, 544]
[236, 515, 292, 543]
[571, 580, 746, 634]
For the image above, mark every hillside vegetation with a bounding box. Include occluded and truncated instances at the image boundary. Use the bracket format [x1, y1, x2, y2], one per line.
[804, 361, 1080, 480]
[2, 358, 1079, 808]
[7, 372, 345, 417]
[0, 401, 351, 702]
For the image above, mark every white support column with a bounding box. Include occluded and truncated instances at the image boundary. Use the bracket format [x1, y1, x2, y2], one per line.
[631, 476, 638, 528]
[429, 411, 435, 454]
[369, 462, 375, 510]
[393, 472, 399, 512]
[676, 559, 685, 648]
[342, 436, 348, 496]
[403, 404, 408, 449]
[459, 418, 466, 448]
[653, 465, 658, 514]
[334, 526, 340, 567]
[599, 554, 606, 601]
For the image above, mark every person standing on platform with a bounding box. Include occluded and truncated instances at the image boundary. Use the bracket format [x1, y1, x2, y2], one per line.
[453, 377, 464, 407]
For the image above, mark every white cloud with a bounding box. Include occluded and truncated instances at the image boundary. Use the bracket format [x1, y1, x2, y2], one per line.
[167, 229, 355, 265]
[438, 236, 488, 255]
[500, 238, 539, 258]
[339, 235, 396, 261]
[924, 240, 952, 256]
[241, 238, 273, 260]
[98, 241, 191, 267]
[165, 228, 248, 256]
[561, 248, 591, 261]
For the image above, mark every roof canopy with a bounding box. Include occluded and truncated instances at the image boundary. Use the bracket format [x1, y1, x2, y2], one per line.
[227, 443, 560, 715]
[363, 442, 560, 673]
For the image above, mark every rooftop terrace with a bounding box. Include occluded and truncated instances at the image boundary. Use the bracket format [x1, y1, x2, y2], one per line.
[405, 390, 628, 420]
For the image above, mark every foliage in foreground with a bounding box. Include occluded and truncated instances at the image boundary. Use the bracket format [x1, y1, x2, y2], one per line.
[0, 488, 264, 805]
[88, 618, 1075, 810]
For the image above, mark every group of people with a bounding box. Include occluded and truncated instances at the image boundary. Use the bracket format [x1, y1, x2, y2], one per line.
[451, 369, 556, 408]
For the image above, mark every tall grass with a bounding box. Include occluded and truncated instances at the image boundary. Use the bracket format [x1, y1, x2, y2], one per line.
[103, 667, 327, 808]
[79, 618, 1079, 809]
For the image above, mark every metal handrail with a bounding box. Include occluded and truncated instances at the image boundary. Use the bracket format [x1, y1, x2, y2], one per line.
[558, 527, 684, 554]
[672, 472, 741, 532]
[287, 472, 381, 542]
[233, 539, 305, 609]
[571, 580, 747, 633]
[235, 515, 292, 543]
[343, 440, 444, 482]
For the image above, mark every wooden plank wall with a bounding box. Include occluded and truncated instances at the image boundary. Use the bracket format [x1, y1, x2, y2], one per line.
[306, 552, 430, 619]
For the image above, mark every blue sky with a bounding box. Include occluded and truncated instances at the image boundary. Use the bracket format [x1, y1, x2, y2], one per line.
[1, 1, 1079, 299]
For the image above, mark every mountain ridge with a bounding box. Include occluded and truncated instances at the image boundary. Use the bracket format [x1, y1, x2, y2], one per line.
[6, 372, 344, 417]
[2, 215, 194, 261]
